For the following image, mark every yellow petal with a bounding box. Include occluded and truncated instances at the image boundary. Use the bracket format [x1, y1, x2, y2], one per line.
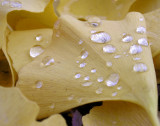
[15, 12, 158, 124]
[0, 86, 67, 126]
[0, 0, 57, 86]
[56, 0, 136, 20]
[7, 29, 53, 72]
[82, 101, 159, 126]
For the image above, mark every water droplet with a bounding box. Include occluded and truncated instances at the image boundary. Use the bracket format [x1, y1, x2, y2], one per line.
[87, 16, 101, 27]
[114, 55, 121, 59]
[138, 38, 148, 46]
[54, 20, 60, 29]
[78, 40, 83, 45]
[90, 30, 97, 34]
[35, 81, 43, 88]
[133, 57, 141, 61]
[79, 62, 87, 68]
[76, 61, 80, 63]
[103, 45, 116, 53]
[75, 73, 81, 79]
[112, 92, 117, 96]
[136, 26, 146, 34]
[133, 63, 148, 72]
[91, 32, 111, 43]
[35, 34, 43, 42]
[84, 76, 90, 81]
[77, 98, 83, 103]
[122, 35, 133, 42]
[41, 56, 54, 67]
[82, 82, 93, 87]
[96, 87, 103, 94]
[106, 73, 119, 87]
[1, 0, 9, 6]
[50, 103, 55, 109]
[81, 50, 89, 59]
[10, 1, 22, 8]
[149, 42, 153, 46]
[139, 17, 144, 21]
[129, 45, 142, 55]
[117, 86, 122, 90]
[30, 45, 44, 58]
[91, 69, 96, 73]
[106, 61, 112, 67]
[68, 95, 74, 101]
[97, 77, 104, 83]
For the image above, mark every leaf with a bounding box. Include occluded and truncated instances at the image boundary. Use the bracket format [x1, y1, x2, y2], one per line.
[0, 86, 67, 126]
[15, 12, 158, 125]
[82, 101, 159, 126]
[56, 0, 136, 20]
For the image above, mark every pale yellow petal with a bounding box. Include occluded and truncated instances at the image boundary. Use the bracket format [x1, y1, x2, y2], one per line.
[0, 86, 67, 126]
[15, 12, 158, 125]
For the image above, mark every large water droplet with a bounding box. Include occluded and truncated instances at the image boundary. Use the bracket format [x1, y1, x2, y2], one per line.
[81, 50, 89, 59]
[138, 38, 148, 46]
[129, 45, 142, 55]
[91, 32, 111, 43]
[84, 76, 90, 81]
[133, 63, 148, 72]
[136, 26, 146, 34]
[82, 82, 93, 87]
[87, 16, 101, 27]
[75, 73, 81, 79]
[91, 69, 96, 73]
[103, 45, 116, 53]
[106, 73, 119, 87]
[35, 34, 43, 42]
[97, 77, 104, 83]
[96, 87, 103, 94]
[106, 61, 112, 67]
[79, 62, 87, 68]
[10, 1, 22, 8]
[122, 35, 133, 43]
[30, 45, 44, 58]
[35, 81, 43, 89]
[41, 56, 54, 67]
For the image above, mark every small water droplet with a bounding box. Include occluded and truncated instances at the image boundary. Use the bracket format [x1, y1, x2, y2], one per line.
[90, 30, 97, 34]
[122, 35, 133, 42]
[87, 16, 101, 27]
[97, 77, 104, 82]
[133, 63, 148, 72]
[117, 86, 122, 90]
[112, 92, 117, 96]
[82, 82, 93, 87]
[35, 34, 43, 42]
[96, 87, 103, 94]
[77, 98, 83, 103]
[54, 20, 60, 29]
[30, 45, 44, 58]
[56, 31, 60, 37]
[149, 42, 153, 46]
[114, 55, 121, 59]
[78, 40, 83, 45]
[133, 57, 141, 61]
[75, 73, 81, 79]
[10, 1, 22, 8]
[138, 38, 148, 46]
[81, 50, 89, 59]
[129, 45, 142, 55]
[91, 31, 111, 43]
[76, 61, 80, 63]
[84, 76, 90, 81]
[41, 56, 54, 67]
[68, 95, 74, 101]
[91, 69, 96, 73]
[136, 26, 146, 34]
[106, 73, 119, 87]
[106, 61, 112, 67]
[103, 45, 116, 53]
[139, 17, 144, 21]
[79, 62, 87, 68]
[50, 103, 55, 109]
[35, 81, 43, 89]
